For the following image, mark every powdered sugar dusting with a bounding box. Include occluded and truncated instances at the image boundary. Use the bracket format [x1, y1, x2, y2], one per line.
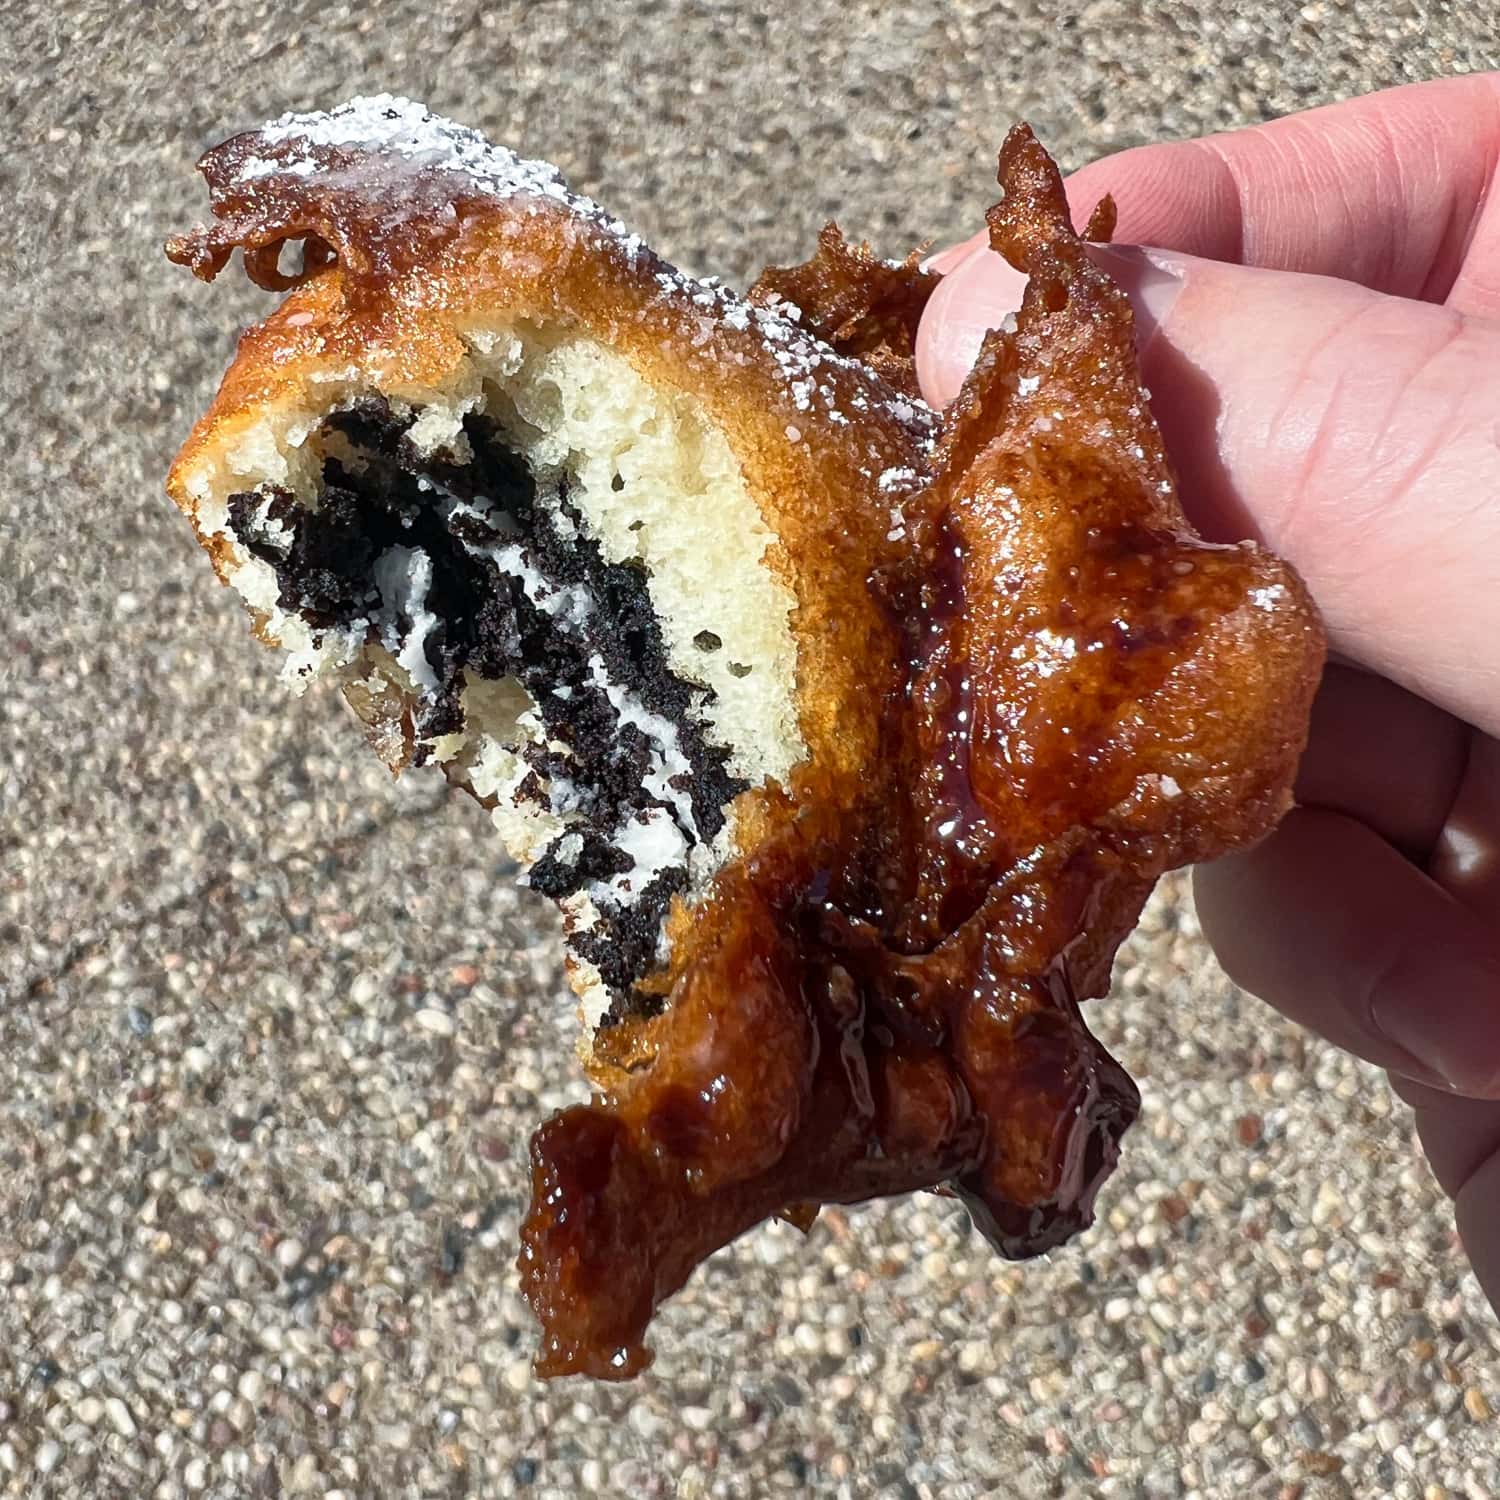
[186, 95, 937, 447]
[254, 93, 578, 207]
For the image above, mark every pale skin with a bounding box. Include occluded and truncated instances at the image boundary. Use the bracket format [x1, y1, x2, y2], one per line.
[916, 75, 1500, 1307]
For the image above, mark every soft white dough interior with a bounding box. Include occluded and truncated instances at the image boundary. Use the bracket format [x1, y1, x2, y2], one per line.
[181, 321, 805, 1027]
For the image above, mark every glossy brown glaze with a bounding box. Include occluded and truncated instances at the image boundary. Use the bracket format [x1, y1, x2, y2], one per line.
[518, 128, 1322, 1378]
[519, 809, 1142, 1377]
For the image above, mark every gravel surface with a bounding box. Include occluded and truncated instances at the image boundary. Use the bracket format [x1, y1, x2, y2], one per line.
[6, 3, 1500, 1497]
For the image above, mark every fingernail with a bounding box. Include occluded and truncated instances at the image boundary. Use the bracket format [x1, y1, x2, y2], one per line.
[1087, 245, 1186, 351]
[914, 247, 1030, 407]
[923, 232, 989, 277]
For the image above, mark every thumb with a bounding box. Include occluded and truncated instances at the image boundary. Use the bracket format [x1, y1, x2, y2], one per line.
[917, 245, 1500, 737]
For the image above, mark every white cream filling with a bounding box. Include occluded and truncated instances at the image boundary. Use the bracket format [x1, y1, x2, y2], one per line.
[590, 806, 691, 910]
[414, 538, 706, 914]
[584, 653, 699, 841]
[373, 545, 439, 693]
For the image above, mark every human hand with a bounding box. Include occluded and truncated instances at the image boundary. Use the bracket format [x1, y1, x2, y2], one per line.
[915, 75, 1500, 1305]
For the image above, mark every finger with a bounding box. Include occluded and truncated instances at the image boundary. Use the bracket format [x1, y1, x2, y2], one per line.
[1193, 808, 1500, 1098]
[925, 244, 1500, 735]
[923, 73, 1500, 311]
[1073, 73, 1500, 306]
[1388, 1078, 1500, 1310]
[1457, 1148, 1500, 1314]
[1294, 663, 1470, 859]
[1391, 1076, 1500, 1195]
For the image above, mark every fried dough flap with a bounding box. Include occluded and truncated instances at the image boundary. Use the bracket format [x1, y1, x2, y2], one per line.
[748, 224, 940, 398]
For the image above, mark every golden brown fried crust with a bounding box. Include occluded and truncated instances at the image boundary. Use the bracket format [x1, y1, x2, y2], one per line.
[749, 223, 940, 399]
[517, 127, 1322, 1377]
[166, 105, 1324, 1381]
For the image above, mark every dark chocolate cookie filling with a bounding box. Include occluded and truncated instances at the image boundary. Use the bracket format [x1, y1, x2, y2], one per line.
[226, 398, 747, 1006]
